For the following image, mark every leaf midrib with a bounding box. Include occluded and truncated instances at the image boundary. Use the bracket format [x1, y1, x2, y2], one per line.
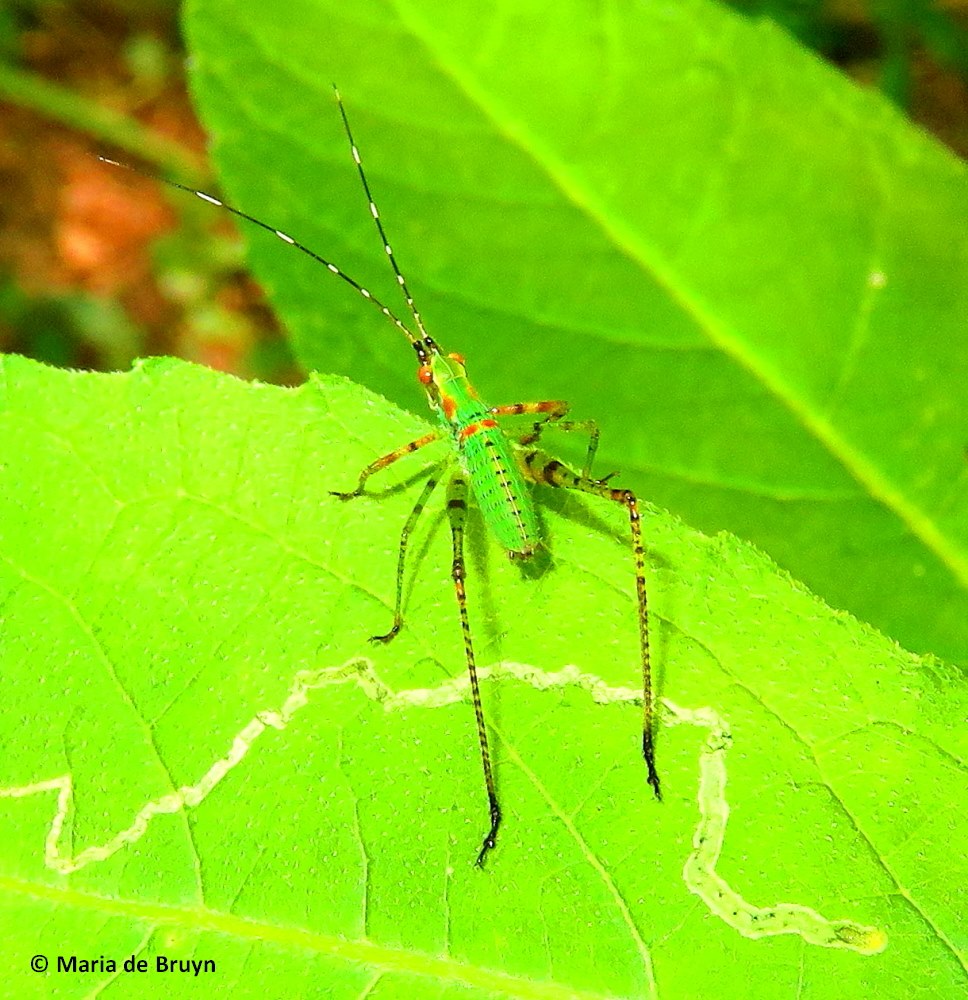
[0, 875, 621, 998]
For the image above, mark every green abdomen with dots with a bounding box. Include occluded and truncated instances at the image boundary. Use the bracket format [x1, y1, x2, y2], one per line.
[433, 357, 539, 557]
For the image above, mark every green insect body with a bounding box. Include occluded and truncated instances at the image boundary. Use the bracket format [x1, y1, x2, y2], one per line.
[423, 349, 539, 557]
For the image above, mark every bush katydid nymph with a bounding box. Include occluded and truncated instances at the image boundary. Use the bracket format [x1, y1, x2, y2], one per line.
[100, 86, 661, 866]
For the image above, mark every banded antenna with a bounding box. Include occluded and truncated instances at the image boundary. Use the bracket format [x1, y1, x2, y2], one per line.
[98, 86, 424, 348]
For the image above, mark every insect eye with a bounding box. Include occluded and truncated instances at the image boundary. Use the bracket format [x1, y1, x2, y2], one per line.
[418, 365, 433, 384]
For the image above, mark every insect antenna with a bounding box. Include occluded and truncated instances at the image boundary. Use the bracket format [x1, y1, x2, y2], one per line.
[332, 86, 429, 341]
[97, 137, 420, 347]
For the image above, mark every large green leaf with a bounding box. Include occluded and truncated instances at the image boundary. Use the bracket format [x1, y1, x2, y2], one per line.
[0, 355, 964, 998]
[180, 0, 968, 668]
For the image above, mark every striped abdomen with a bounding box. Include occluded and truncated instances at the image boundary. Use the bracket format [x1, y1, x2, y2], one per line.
[459, 413, 539, 557]
[429, 352, 539, 557]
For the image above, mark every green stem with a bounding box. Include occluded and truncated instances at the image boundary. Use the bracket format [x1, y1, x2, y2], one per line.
[0, 60, 207, 184]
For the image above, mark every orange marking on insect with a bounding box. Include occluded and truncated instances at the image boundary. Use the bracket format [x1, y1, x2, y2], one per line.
[458, 417, 497, 443]
[442, 393, 457, 420]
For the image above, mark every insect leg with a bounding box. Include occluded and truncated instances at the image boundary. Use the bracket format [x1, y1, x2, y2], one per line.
[445, 473, 502, 866]
[491, 401, 600, 478]
[521, 419, 601, 479]
[489, 400, 570, 421]
[370, 473, 442, 643]
[521, 451, 661, 800]
[330, 431, 440, 499]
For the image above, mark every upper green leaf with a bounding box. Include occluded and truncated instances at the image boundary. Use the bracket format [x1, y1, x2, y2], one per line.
[181, 0, 968, 668]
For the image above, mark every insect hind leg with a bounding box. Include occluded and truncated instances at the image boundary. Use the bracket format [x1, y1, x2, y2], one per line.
[445, 473, 502, 865]
[520, 449, 661, 801]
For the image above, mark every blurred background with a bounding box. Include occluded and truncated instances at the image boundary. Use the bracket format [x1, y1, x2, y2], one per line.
[1, 0, 966, 383]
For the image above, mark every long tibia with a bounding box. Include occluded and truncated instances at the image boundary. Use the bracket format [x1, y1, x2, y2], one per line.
[520, 451, 660, 800]
[445, 474, 502, 865]
[370, 474, 442, 643]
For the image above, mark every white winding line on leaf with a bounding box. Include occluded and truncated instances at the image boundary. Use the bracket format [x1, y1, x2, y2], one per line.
[0, 658, 885, 955]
